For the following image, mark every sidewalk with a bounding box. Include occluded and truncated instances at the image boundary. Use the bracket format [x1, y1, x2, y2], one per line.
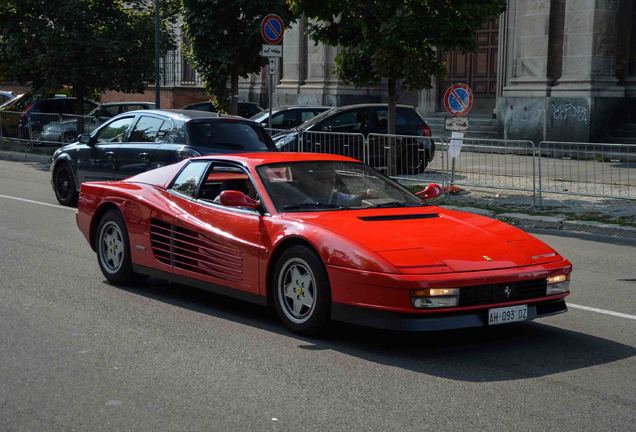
[432, 187, 636, 239]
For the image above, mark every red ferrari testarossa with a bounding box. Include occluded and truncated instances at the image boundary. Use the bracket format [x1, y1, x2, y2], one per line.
[77, 152, 572, 334]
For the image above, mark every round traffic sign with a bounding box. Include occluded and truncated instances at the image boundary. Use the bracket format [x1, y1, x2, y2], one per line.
[443, 83, 473, 117]
[261, 14, 285, 45]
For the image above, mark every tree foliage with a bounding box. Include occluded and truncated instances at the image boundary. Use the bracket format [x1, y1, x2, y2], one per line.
[0, 0, 177, 112]
[288, 0, 506, 132]
[181, 0, 296, 114]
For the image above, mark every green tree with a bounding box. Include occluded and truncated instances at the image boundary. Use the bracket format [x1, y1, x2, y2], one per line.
[0, 0, 177, 113]
[288, 0, 506, 134]
[181, 0, 296, 114]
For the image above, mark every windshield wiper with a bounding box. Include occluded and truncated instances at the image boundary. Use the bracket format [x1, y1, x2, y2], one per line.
[367, 201, 424, 208]
[283, 202, 346, 211]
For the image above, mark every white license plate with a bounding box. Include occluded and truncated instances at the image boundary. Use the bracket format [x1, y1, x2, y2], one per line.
[488, 304, 528, 325]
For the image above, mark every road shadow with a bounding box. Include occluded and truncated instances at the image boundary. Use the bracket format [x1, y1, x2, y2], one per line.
[113, 277, 636, 383]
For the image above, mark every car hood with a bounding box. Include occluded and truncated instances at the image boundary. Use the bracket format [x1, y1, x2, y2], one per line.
[284, 206, 562, 274]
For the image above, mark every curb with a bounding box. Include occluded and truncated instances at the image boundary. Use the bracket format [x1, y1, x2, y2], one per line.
[0, 150, 51, 164]
[444, 206, 636, 240]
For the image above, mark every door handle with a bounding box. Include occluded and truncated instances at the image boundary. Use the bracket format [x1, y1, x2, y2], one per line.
[138, 152, 150, 160]
[104, 151, 114, 159]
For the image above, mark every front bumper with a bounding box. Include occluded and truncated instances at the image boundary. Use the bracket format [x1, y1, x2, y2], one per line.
[332, 299, 567, 331]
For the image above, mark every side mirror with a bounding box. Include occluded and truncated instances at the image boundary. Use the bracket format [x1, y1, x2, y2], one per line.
[415, 183, 443, 201]
[219, 190, 260, 211]
[78, 133, 92, 145]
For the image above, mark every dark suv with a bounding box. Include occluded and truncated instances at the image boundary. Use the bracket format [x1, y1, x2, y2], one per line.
[182, 101, 264, 119]
[272, 104, 434, 174]
[50, 109, 276, 206]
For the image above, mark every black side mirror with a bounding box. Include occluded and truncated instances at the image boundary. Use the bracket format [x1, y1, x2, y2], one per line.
[78, 133, 93, 146]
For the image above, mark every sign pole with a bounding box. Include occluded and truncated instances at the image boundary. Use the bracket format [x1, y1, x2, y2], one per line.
[260, 14, 285, 131]
[268, 67, 273, 130]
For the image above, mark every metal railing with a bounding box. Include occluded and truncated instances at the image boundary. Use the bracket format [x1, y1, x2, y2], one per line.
[2, 108, 635, 205]
[538, 141, 636, 203]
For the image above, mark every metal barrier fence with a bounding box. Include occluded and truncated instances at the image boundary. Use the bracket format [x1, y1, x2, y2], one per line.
[2, 109, 635, 205]
[538, 141, 636, 203]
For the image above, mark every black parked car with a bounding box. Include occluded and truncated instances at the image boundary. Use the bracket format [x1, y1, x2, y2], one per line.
[0, 93, 98, 139]
[182, 101, 264, 119]
[39, 102, 156, 143]
[50, 109, 276, 206]
[250, 106, 330, 129]
[273, 104, 434, 174]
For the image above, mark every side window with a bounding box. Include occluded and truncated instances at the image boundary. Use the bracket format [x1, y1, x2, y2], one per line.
[94, 117, 135, 143]
[121, 104, 145, 113]
[270, 111, 296, 129]
[199, 164, 259, 206]
[155, 121, 173, 143]
[170, 161, 209, 198]
[319, 110, 368, 132]
[129, 116, 165, 143]
[301, 110, 321, 122]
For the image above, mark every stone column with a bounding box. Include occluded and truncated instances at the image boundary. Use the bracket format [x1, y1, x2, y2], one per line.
[499, 0, 555, 142]
[548, 0, 625, 140]
[297, 40, 332, 105]
[274, 18, 308, 106]
[624, 1, 636, 97]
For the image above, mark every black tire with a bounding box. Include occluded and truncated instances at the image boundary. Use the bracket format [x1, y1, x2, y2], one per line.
[272, 245, 331, 335]
[96, 209, 135, 285]
[53, 163, 78, 206]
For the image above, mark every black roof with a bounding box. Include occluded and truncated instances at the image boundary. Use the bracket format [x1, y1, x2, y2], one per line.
[124, 109, 253, 122]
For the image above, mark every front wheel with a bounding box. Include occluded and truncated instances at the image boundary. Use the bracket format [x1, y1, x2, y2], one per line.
[53, 163, 78, 206]
[272, 245, 331, 335]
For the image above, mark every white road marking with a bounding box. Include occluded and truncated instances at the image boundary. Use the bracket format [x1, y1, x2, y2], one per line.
[569, 303, 636, 321]
[0, 194, 77, 212]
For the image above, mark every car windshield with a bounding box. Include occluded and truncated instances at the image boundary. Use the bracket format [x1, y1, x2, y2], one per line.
[186, 120, 276, 152]
[257, 161, 423, 212]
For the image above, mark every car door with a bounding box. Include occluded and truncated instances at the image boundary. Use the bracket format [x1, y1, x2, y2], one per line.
[75, 116, 136, 183]
[113, 114, 166, 179]
[167, 161, 264, 295]
[310, 109, 367, 160]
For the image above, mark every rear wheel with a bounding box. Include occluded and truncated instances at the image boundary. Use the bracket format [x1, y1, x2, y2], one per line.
[96, 210, 136, 285]
[272, 245, 331, 335]
[53, 163, 78, 206]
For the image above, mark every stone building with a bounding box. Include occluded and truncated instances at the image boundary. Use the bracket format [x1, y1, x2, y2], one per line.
[239, 0, 636, 142]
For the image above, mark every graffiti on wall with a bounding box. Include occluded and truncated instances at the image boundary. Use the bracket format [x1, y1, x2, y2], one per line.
[552, 101, 589, 124]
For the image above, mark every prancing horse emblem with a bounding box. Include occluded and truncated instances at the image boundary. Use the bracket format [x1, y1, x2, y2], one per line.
[483, 255, 492, 261]
[504, 286, 512, 298]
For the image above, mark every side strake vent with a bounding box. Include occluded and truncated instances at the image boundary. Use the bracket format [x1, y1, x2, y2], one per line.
[150, 218, 243, 282]
[359, 214, 439, 222]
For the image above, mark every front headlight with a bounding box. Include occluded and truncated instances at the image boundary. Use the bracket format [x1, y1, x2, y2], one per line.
[546, 273, 571, 295]
[411, 288, 460, 308]
[176, 147, 201, 161]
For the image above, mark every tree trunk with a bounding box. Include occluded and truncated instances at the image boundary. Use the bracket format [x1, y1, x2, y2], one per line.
[230, 72, 239, 116]
[387, 77, 398, 175]
[387, 77, 397, 135]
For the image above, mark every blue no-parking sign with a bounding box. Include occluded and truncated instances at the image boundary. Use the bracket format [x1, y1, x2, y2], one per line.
[261, 14, 285, 45]
[443, 83, 473, 117]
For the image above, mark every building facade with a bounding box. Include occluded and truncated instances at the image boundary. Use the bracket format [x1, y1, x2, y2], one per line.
[239, 0, 636, 142]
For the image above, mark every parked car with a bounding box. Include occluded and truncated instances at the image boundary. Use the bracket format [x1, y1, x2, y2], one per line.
[250, 106, 330, 130]
[51, 109, 276, 206]
[0, 93, 98, 139]
[76, 152, 572, 335]
[39, 102, 156, 144]
[272, 104, 434, 175]
[0, 90, 14, 105]
[182, 101, 264, 119]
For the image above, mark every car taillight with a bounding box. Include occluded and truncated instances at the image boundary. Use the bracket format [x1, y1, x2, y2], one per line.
[422, 125, 431, 137]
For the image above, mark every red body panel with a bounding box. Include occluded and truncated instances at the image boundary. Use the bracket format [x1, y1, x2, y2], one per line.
[77, 152, 572, 318]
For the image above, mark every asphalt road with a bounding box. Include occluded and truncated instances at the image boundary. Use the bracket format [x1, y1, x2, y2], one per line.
[1, 159, 635, 432]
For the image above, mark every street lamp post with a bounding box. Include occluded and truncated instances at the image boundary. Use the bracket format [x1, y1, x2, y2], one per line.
[154, 0, 161, 109]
